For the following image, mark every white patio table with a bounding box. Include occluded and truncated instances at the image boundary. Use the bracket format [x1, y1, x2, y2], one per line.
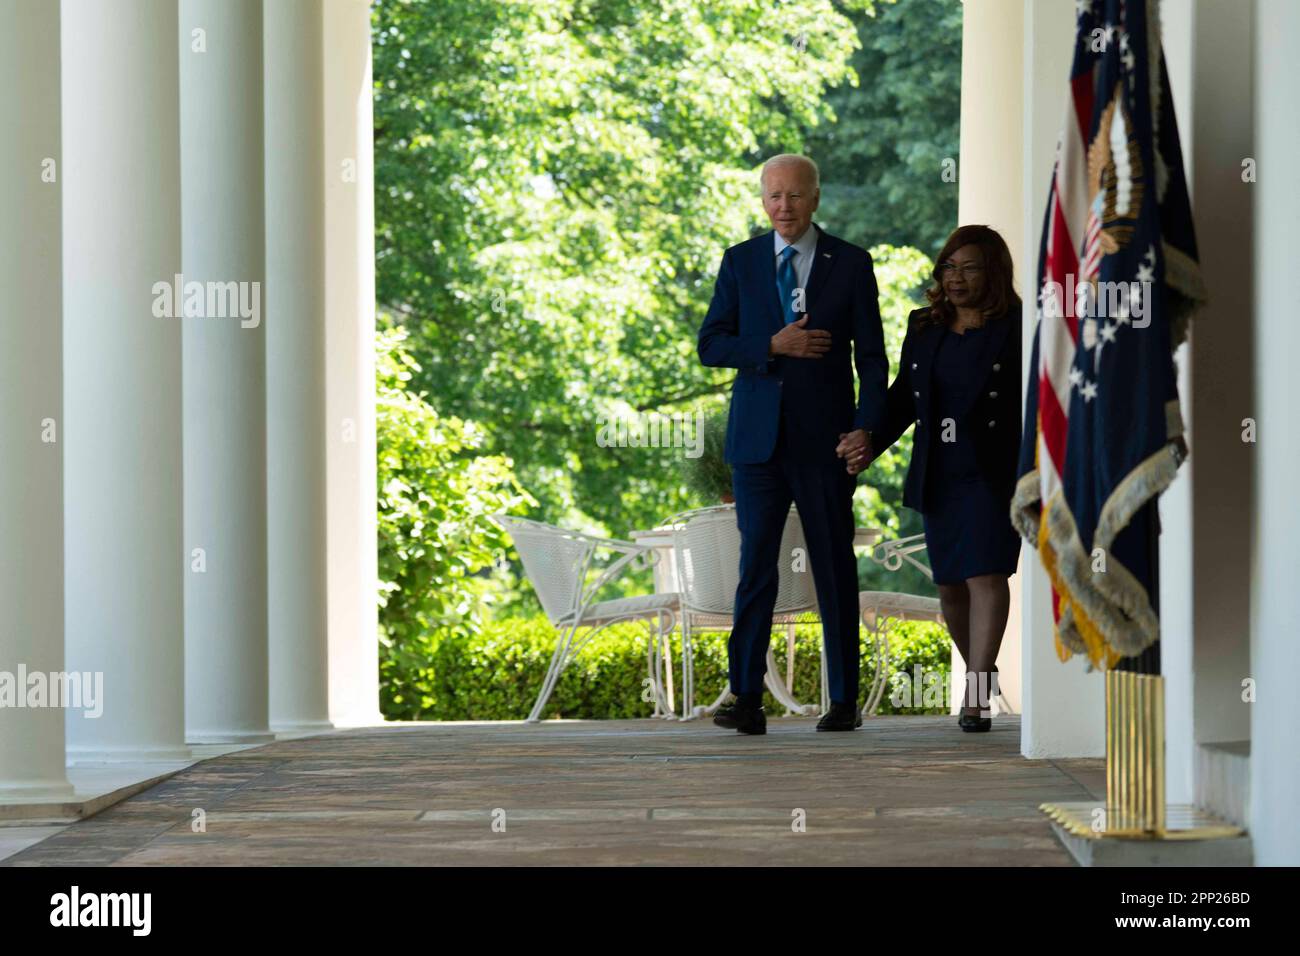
[631, 516, 933, 719]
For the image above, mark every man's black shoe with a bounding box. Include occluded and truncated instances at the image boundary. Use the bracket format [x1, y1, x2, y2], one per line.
[713, 698, 766, 735]
[816, 702, 863, 731]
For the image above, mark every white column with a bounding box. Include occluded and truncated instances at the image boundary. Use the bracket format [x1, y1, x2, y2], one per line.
[180, 0, 274, 744]
[62, 0, 189, 762]
[1250, 0, 1300, 867]
[1160, 0, 1257, 808]
[324, 0, 382, 727]
[956, 0, 1027, 719]
[1158, 0, 1196, 810]
[1184, 0, 1254, 762]
[959, 0, 1025, 249]
[1015, 0, 1104, 758]
[0, 0, 74, 799]
[265, 0, 333, 732]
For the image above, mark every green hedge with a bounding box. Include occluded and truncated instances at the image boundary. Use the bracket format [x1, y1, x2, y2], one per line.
[383, 614, 953, 721]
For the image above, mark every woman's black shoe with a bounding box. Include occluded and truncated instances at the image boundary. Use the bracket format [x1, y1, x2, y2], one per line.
[958, 713, 992, 733]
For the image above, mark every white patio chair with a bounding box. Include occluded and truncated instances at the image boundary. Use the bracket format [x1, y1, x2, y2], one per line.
[492, 514, 680, 723]
[669, 504, 821, 719]
[869, 534, 1017, 716]
[871, 532, 937, 579]
[854, 533, 945, 718]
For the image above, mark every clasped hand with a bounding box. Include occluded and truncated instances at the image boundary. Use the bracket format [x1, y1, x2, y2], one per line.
[836, 429, 871, 476]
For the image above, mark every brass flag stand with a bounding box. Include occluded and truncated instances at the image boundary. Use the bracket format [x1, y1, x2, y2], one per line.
[1026, 0, 1244, 856]
[1040, 670, 1243, 841]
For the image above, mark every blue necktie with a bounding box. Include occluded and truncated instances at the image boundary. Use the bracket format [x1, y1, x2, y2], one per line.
[776, 245, 798, 325]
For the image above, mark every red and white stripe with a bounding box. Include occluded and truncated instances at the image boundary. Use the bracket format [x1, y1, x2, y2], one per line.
[1036, 72, 1095, 507]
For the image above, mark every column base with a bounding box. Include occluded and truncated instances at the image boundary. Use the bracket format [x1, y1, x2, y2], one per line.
[328, 712, 386, 728]
[66, 744, 193, 765]
[270, 718, 335, 737]
[184, 730, 277, 746]
[0, 780, 77, 803]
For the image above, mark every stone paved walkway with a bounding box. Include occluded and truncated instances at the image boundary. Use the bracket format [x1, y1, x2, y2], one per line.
[2, 716, 1104, 866]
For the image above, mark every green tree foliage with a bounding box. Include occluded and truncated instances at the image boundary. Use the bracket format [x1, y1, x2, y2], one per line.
[806, 0, 963, 255]
[372, 0, 878, 536]
[376, 319, 537, 715]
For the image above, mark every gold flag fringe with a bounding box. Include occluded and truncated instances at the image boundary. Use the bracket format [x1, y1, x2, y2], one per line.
[1010, 415, 1186, 665]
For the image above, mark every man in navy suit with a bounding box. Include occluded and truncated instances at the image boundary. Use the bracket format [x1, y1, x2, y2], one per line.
[697, 154, 888, 734]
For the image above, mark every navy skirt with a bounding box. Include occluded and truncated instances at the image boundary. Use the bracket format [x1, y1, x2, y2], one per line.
[922, 474, 1020, 585]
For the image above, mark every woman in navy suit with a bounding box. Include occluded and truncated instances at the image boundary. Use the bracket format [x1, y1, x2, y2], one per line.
[853, 225, 1022, 732]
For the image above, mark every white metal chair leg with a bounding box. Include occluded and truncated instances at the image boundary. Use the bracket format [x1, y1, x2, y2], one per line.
[526, 622, 577, 723]
[646, 611, 677, 720]
[679, 618, 696, 720]
[785, 623, 796, 693]
[818, 635, 830, 716]
[662, 623, 676, 715]
[645, 618, 663, 718]
[764, 647, 818, 716]
[692, 637, 818, 719]
[655, 613, 676, 719]
[701, 684, 732, 717]
[861, 617, 891, 718]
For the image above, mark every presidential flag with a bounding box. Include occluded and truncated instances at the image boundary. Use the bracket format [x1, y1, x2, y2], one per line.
[1011, 0, 1207, 668]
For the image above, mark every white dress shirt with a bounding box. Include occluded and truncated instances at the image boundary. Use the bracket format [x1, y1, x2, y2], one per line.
[773, 224, 818, 296]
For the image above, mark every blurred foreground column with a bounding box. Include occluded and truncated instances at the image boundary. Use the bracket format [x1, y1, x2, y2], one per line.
[323, 0, 383, 727]
[0, 0, 75, 798]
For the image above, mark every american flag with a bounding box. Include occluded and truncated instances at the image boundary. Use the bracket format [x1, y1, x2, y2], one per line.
[1012, 0, 1206, 667]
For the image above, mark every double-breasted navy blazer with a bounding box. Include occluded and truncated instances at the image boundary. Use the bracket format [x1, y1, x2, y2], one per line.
[697, 224, 888, 466]
[871, 305, 1023, 513]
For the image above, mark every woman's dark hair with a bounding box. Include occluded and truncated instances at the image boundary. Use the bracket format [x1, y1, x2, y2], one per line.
[922, 224, 1020, 327]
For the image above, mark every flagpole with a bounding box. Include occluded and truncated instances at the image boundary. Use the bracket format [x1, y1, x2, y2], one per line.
[1035, 0, 1245, 858]
[1105, 504, 1163, 832]
[1114, 504, 1161, 676]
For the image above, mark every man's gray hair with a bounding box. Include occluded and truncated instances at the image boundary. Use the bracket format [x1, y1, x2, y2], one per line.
[759, 154, 820, 191]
